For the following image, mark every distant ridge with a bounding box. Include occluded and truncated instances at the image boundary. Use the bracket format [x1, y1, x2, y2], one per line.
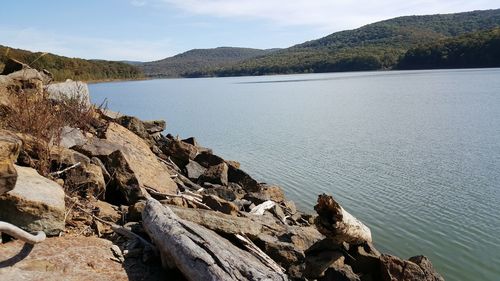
[182, 8, 500, 77]
[138, 47, 279, 78]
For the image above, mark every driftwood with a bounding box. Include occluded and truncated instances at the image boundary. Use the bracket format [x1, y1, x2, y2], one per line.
[168, 205, 262, 236]
[0, 221, 46, 244]
[142, 198, 288, 281]
[250, 200, 276, 215]
[314, 194, 372, 244]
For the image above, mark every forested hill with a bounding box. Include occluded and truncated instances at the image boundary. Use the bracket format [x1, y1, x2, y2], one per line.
[138, 47, 278, 77]
[194, 9, 500, 77]
[397, 27, 500, 69]
[0, 45, 143, 82]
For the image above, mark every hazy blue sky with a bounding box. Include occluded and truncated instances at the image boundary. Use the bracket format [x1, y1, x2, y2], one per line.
[0, 1, 498, 61]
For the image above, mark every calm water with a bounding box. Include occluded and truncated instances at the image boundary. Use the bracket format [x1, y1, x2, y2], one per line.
[90, 69, 500, 281]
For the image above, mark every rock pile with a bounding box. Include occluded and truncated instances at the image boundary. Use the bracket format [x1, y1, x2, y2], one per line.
[0, 66, 444, 280]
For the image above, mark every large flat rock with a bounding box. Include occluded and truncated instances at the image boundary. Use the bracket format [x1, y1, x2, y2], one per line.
[0, 165, 65, 236]
[104, 122, 178, 195]
[0, 236, 128, 281]
[0, 130, 21, 195]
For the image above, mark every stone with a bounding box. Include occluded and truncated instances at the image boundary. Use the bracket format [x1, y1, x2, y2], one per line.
[228, 165, 260, 192]
[408, 256, 445, 281]
[45, 80, 90, 107]
[0, 236, 131, 280]
[58, 126, 87, 148]
[162, 138, 199, 166]
[116, 115, 151, 141]
[198, 162, 228, 186]
[143, 120, 166, 134]
[271, 204, 287, 222]
[254, 233, 305, 266]
[128, 200, 146, 221]
[193, 151, 224, 167]
[77, 123, 178, 203]
[202, 195, 239, 216]
[283, 200, 297, 215]
[184, 159, 206, 180]
[226, 160, 241, 169]
[202, 185, 245, 201]
[0, 165, 65, 235]
[245, 184, 285, 204]
[304, 250, 345, 279]
[94, 200, 121, 223]
[181, 137, 198, 146]
[348, 242, 381, 274]
[379, 254, 444, 281]
[320, 265, 360, 281]
[65, 163, 106, 199]
[0, 130, 21, 195]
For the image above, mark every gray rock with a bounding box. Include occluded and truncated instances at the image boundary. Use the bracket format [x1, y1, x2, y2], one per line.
[0, 165, 65, 235]
[45, 80, 90, 106]
[185, 160, 206, 180]
[59, 126, 87, 148]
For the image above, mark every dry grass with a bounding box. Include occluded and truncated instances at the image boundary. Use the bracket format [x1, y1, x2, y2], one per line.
[0, 86, 99, 175]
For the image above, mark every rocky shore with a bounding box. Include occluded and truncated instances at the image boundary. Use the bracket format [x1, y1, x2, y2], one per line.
[0, 60, 444, 280]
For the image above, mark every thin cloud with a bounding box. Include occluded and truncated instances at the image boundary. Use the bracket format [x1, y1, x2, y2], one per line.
[131, 0, 148, 7]
[0, 27, 176, 61]
[162, 0, 499, 31]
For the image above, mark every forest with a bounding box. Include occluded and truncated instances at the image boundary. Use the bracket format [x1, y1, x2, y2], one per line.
[0, 45, 143, 82]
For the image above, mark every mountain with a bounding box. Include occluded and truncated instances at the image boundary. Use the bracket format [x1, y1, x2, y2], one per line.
[139, 47, 278, 78]
[0, 45, 143, 82]
[192, 9, 500, 77]
[397, 27, 500, 69]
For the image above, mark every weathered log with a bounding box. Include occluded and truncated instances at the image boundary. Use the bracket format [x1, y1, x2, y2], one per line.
[314, 194, 372, 244]
[142, 198, 288, 281]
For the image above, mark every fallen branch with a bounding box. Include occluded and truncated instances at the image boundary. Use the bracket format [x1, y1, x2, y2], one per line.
[0, 221, 46, 244]
[49, 162, 81, 177]
[144, 186, 211, 210]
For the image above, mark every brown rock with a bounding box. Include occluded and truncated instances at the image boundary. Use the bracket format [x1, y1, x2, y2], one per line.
[380, 254, 443, 281]
[94, 200, 121, 223]
[0, 165, 65, 235]
[0, 130, 21, 195]
[193, 151, 224, 167]
[199, 162, 228, 186]
[162, 138, 199, 166]
[320, 265, 361, 281]
[228, 165, 260, 192]
[202, 194, 239, 216]
[226, 160, 241, 169]
[128, 200, 146, 221]
[0, 236, 131, 280]
[304, 250, 345, 279]
[348, 242, 381, 275]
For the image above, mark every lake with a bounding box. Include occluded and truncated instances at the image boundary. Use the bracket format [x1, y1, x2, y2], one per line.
[90, 69, 500, 281]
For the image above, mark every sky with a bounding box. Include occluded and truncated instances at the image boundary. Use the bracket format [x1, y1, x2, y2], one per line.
[0, 1, 498, 62]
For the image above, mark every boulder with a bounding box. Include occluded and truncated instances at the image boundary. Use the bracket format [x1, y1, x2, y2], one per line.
[8, 68, 51, 92]
[45, 80, 90, 107]
[181, 137, 198, 146]
[115, 115, 151, 141]
[304, 250, 345, 279]
[143, 119, 166, 134]
[162, 138, 198, 167]
[202, 185, 245, 202]
[226, 160, 241, 169]
[94, 200, 121, 223]
[348, 242, 381, 275]
[408, 256, 445, 281]
[0, 165, 65, 235]
[58, 126, 87, 148]
[202, 194, 239, 216]
[0, 236, 132, 280]
[320, 265, 360, 281]
[198, 162, 228, 186]
[193, 151, 224, 167]
[244, 185, 286, 204]
[76, 123, 178, 203]
[49, 146, 105, 199]
[228, 165, 260, 192]
[184, 159, 206, 180]
[0, 130, 21, 195]
[379, 254, 444, 281]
